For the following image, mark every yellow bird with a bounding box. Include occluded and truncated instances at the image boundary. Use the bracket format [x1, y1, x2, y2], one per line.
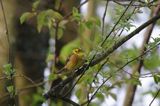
[57, 48, 85, 75]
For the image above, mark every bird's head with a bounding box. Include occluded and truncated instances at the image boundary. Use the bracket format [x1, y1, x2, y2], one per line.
[72, 48, 84, 57]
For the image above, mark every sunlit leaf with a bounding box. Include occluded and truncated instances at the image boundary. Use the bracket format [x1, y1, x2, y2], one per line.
[37, 9, 63, 32]
[96, 92, 104, 101]
[20, 12, 35, 24]
[32, 0, 40, 11]
[48, 73, 57, 81]
[3, 64, 15, 78]
[57, 28, 64, 39]
[144, 53, 160, 70]
[109, 92, 117, 101]
[153, 74, 160, 84]
[6, 85, 14, 93]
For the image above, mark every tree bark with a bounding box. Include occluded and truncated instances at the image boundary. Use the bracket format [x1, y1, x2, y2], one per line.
[0, 0, 18, 105]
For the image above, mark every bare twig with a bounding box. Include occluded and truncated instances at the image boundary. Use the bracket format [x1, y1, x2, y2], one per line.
[111, 0, 157, 7]
[17, 80, 47, 92]
[14, 74, 36, 85]
[149, 88, 160, 106]
[93, 58, 109, 83]
[101, 0, 134, 46]
[117, 7, 136, 37]
[64, 0, 89, 19]
[92, 13, 160, 66]
[86, 76, 112, 106]
[101, 0, 109, 36]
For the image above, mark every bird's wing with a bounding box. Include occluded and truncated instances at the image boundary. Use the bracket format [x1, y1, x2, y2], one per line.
[56, 54, 72, 74]
[65, 54, 78, 71]
[66, 54, 71, 63]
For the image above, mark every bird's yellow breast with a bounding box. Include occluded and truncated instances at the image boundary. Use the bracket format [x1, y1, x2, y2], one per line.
[65, 53, 84, 71]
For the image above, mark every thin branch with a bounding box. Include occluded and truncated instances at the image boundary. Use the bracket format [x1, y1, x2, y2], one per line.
[64, 0, 89, 19]
[14, 74, 36, 85]
[46, 41, 160, 105]
[17, 80, 46, 92]
[123, 1, 160, 105]
[111, 0, 157, 7]
[108, 60, 157, 79]
[149, 89, 160, 106]
[116, 43, 160, 73]
[44, 12, 160, 100]
[101, 0, 134, 46]
[101, 0, 109, 36]
[117, 7, 136, 37]
[93, 58, 109, 83]
[86, 76, 112, 106]
[91, 13, 160, 66]
[49, 41, 159, 105]
[82, 42, 160, 105]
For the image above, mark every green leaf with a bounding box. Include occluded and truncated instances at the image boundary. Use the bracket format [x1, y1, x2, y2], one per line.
[94, 17, 101, 27]
[37, 9, 63, 32]
[96, 92, 104, 101]
[20, 12, 35, 24]
[57, 28, 64, 39]
[7, 85, 14, 93]
[72, 7, 82, 21]
[144, 53, 160, 70]
[79, 22, 85, 33]
[33, 94, 45, 102]
[49, 27, 55, 37]
[86, 17, 101, 29]
[59, 20, 68, 28]
[148, 37, 160, 48]
[32, 92, 45, 106]
[46, 9, 63, 20]
[85, 20, 93, 29]
[72, 7, 79, 15]
[37, 11, 48, 32]
[153, 74, 160, 84]
[32, 0, 40, 10]
[109, 92, 117, 101]
[3, 64, 15, 77]
[48, 74, 56, 81]
[127, 78, 142, 86]
[120, 47, 139, 66]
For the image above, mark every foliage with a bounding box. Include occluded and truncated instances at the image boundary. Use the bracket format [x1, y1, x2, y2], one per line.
[3, 64, 16, 98]
[17, 0, 160, 106]
[3, 64, 15, 79]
